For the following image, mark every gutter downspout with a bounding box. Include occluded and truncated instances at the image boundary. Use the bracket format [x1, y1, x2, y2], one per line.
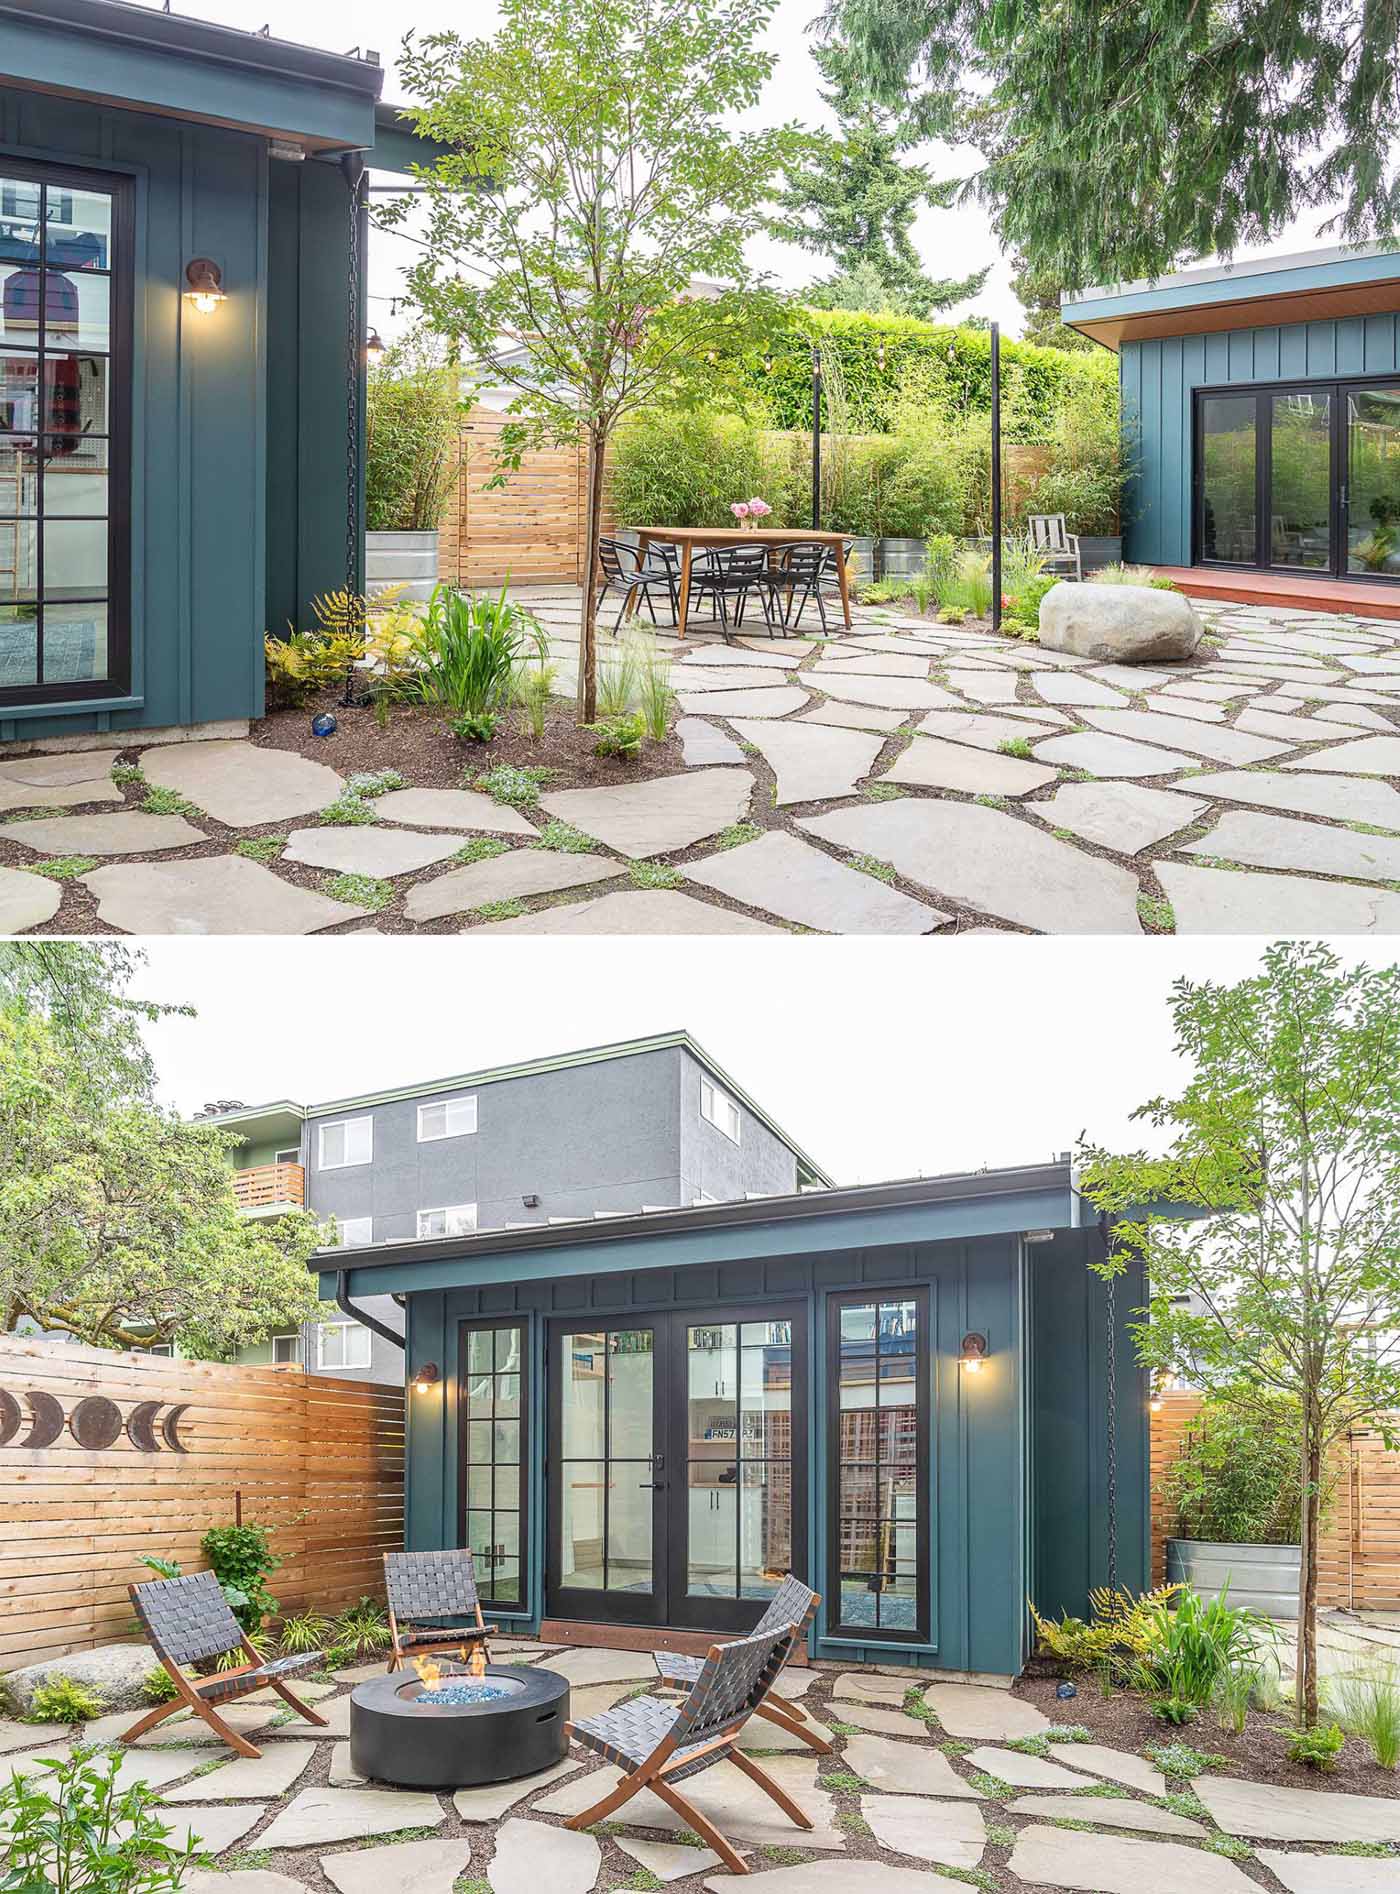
[335, 1268, 405, 1351]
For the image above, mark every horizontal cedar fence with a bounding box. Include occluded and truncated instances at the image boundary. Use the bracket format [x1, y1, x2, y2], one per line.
[1150, 1390, 1400, 1610]
[0, 1338, 404, 1668]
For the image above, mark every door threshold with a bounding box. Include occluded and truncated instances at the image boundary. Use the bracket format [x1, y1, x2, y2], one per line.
[540, 1618, 808, 1660]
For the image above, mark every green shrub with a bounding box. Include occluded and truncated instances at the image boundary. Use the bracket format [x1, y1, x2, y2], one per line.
[318, 792, 379, 827]
[26, 1676, 105, 1724]
[345, 770, 406, 798]
[141, 1666, 180, 1706]
[379, 585, 547, 720]
[1164, 1396, 1307, 1544]
[1129, 1585, 1274, 1709]
[201, 1522, 280, 1637]
[590, 713, 646, 760]
[514, 663, 558, 741]
[1329, 1669, 1400, 1769]
[335, 1595, 391, 1656]
[1144, 1740, 1227, 1778]
[610, 411, 798, 528]
[278, 1610, 332, 1656]
[473, 764, 552, 808]
[323, 873, 393, 912]
[365, 338, 458, 533]
[0, 1745, 198, 1894]
[451, 711, 501, 744]
[1287, 1721, 1346, 1769]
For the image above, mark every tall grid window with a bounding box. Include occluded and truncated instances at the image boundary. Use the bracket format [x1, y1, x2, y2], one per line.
[0, 161, 127, 702]
[829, 1291, 928, 1641]
[461, 1322, 526, 1607]
[684, 1320, 793, 1603]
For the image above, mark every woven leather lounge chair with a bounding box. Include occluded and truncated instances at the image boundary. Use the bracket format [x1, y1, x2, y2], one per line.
[122, 1569, 327, 1760]
[564, 1620, 808, 1875]
[384, 1547, 499, 1673]
[652, 1574, 828, 1753]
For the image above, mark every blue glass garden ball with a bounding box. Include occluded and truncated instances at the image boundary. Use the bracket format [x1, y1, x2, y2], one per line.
[311, 712, 337, 738]
[1056, 1681, 1078, 1700]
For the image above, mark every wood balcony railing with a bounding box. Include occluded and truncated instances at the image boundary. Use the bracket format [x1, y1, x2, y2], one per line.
[232, 1163, 305, 1212]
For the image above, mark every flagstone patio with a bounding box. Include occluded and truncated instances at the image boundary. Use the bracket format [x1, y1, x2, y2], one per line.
[2, 587, 1400, 934]
[6, 1636, 1400, 1892]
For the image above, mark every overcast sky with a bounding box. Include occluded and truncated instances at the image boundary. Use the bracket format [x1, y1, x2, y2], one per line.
[126, 938, 1392, 1187]
[130, 0, 1338, 338]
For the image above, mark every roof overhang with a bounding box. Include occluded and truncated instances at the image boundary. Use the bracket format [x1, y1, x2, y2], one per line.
[315, 1160, 1089, 1299]
[201, 1100, 306, 1149]
[1062, 243, 1400, 352]
[0, 0, 383, 150]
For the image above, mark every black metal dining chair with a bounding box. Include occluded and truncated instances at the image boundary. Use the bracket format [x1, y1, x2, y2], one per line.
[597, 537, 678, 631]
[687, 543, 781, 639]
[778, 542, 849, 633]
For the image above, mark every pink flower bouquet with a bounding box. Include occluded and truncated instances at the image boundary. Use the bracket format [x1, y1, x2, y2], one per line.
[730, 497, 772, 530]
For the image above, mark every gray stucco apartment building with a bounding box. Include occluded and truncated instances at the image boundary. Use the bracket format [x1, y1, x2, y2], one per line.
[204, 1034, 831, 1384]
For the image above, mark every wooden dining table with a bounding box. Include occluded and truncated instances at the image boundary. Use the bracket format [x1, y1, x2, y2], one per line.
[629, 526, 853, 641]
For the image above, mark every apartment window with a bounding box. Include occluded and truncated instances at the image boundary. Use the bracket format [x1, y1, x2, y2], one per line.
[318, 1321, 371, 1371]
[418, 1097, 478, 1142]
[418, 1204, 478, 1238]
[274, 1147, 300, 1165]
[139, 1342, 173, 1358]
[319, 1116, 372, 1169]
[272, 1333, 302, 1365]
[335, 1217, 373, 1249]
[700, 1077, 741, 1145]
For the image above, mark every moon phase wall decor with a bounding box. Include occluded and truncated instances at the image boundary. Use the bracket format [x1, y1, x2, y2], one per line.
[0, 1389, 189, 1451]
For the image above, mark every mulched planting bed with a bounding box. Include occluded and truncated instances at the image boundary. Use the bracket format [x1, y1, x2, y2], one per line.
[1016, 1666, 1400, 1796]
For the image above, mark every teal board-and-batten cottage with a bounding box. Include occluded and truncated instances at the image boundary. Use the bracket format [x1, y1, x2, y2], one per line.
[0, 0, 428, 744]
[1063, 244, 1400, 618]
[316, 1161, 1151, 1675]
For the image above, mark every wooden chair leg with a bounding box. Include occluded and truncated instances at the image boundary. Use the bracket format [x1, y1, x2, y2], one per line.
[756, 1700, 831, 1754]
[268, 1679, 329, 1727]
[117, 1697, 185, 1747]
[766, 1688, 808, 1724]
[728, 1749, 813, 1830]
[562, 1762, 653, 1831]
[190, 1699, 262, 1760]
[649, 1777, 748, 1876]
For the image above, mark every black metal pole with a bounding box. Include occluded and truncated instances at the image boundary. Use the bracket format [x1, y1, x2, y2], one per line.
[990, 320, 1002, 632]
[811, 345, 822, 530]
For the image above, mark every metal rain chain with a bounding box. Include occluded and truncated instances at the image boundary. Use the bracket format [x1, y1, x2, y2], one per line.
[341, 156, 371, 708]
[1104, 1230, 1118, 1592]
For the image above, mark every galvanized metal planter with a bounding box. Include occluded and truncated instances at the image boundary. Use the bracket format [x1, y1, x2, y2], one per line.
[1166, 1538, 1300, 1618]
[878, 537, 927, 580]
[366, 529, 440, 602]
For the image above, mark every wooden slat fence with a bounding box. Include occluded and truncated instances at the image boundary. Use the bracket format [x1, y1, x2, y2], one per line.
[0, 1338, 404, 1668]
[1150, 1390, 1400, 1609]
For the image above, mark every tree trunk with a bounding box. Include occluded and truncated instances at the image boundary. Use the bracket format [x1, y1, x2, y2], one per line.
[576, 425, 605, 725]
[1295, 1398, 1322, 1727]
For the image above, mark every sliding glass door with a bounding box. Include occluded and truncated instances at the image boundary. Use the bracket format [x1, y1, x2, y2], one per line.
[1195, 376, 1400, 583]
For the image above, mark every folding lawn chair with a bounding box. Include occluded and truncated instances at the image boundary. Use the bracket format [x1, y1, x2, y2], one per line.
[652, 1574, 827, 1753]
[384, 1548, 499, 1673]
[122, 1569, 327, 1760]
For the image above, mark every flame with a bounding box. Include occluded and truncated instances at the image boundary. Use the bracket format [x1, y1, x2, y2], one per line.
[413, 1652, 445, 1691]
[468, 1645, 488, 1679]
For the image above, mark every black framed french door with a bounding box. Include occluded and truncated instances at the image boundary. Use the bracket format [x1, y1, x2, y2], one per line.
[545, 1306, 808, 1633]
[0, 157, 132, 705]
[1194, 375, 1400, 583]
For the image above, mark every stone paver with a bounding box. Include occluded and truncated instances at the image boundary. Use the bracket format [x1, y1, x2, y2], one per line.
[797, 701, 909, 733]
[830, 1671, 915, 1706]
[1184, 810, 1400, 881]
[800, 800, 1143, 933]
[679, 643, 802, 670]
[685, 831, 944, 935]
[1159, 861, 1400, 934]
[1283, 734, 1400, 775]
[256, 1786, 446, 1849]
[675, 685, 810, 718]
[1196, 1774, 1400, 1843]
[142, 1804, 268, 1855]
[615, 1836, 727, 1880]
[677, 718, 746, 765]
[913, 709, 1060, 751]
[403, 848, 619, 923]
[1033, 730, 1198, 777]
[82, 856, 361, 934]
[487, 1818, 599, 1894]
[702, 1863, 936, 1894]
[99, 1747, 211, 1794]
[452, 1758, 580, 1820]
[534, 1755, 843, 1849]
[1079, 705, 1289, 764]
[804, 670, 956, 711]
[0, 752, 123, 810]
[730, 719, 883, 804]
[1044, 1742, 1165, 1795]
[1237, 706, 1364, 743]
[1185, 768, 1400, 827]
[671, 666, 799, 693]
[1031, 780, 1205, 854]
[540, 769, 751, 856]
[141, 740, 344, 826]
[1031, 672, 1127, 707]
[544, 1646, 656, 1686]
[828, 1702, 926, 1737]
[373, 787, 539, 835]
[963, 1743, 1086, 1788]
[320, 1837, 474, 1894]
[1005, 1791, 1204, 1835]
[470, 889, 784, 934]
[1007, 1822, 1255, 1894]
[165, 1740, 316, 1801]
[842, 1732, 983, 1798]
[861, 1792, 985, 1868]
[0, 864, 60, 933]
[283, 827, 468, 877]
[880, 733, 1057, 796]
[1257, 1849, 1400, 1892]
[184, 1873, 304, 1894]
[737, 1712, 835, 1754]
[0, 811, 204, 854]
[920, 1683, 1048, 1740]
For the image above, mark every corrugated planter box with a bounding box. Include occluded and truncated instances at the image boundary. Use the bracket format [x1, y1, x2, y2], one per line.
[1166, 1538, 1301, 1617]
[366, 529, 440, 602]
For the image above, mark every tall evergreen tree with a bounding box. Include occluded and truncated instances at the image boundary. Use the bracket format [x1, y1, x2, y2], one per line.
[829, 0, 1400, 287]
[769, 45, 987, 318]
[1009, 252, 1093, 352]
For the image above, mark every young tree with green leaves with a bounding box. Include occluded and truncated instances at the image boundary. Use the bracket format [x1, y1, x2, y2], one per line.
[386, 0, 802, 720]
[828, 0, 1400, 287]
[1080, 942, 1400, 1728]
[768, 45, 986, 319]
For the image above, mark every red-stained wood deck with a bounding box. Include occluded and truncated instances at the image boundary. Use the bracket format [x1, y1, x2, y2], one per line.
[1155, 566, 1400, 621]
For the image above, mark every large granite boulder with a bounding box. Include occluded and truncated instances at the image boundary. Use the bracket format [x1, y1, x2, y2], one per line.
[3, 1643, 155, 1714]
[1039, 581, 1203, 663]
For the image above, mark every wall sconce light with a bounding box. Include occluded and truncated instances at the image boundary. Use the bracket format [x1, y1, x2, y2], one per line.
[412, 1362, 440, 1394]
[959, 1332, 988, 1374]
[1149, 1373, 1166, 1413]
[522, 1193, 541, 1209]
[184, 258, 226, 314]
[366, 329, 386, 364]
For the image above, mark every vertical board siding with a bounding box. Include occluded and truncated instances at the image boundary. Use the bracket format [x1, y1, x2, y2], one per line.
[0, 1338, 404, 1666]
[1123, 314, 1400, 564]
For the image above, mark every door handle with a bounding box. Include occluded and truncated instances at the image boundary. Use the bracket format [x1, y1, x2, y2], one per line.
[638, 1481, 666, 1490]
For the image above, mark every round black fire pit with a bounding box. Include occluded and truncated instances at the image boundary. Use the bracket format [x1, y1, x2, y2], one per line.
[349, 1664, 570, 1790]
